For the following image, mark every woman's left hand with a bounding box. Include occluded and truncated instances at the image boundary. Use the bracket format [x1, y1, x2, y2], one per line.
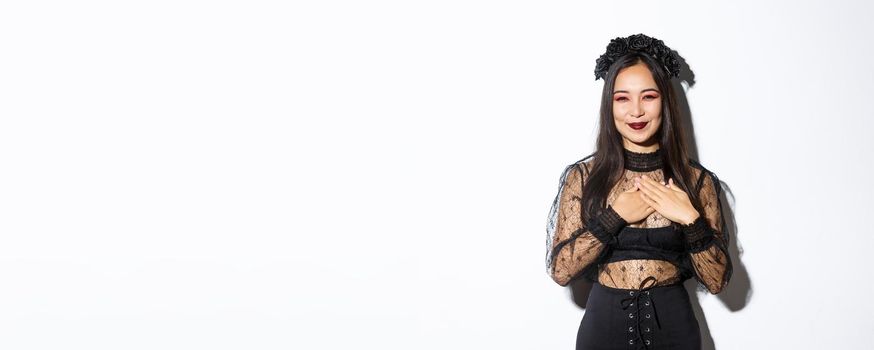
[635, 176, 700, 225]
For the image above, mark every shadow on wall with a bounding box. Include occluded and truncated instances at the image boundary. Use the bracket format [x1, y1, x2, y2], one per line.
[568, 57, 753, 350]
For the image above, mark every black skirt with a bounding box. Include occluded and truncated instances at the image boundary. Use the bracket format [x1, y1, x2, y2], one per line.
[576, 278, 701, 350]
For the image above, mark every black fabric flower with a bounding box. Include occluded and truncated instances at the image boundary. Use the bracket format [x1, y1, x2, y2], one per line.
[594, 55, 612, 80]
[605, 38, 628, 58]
[663, 52, 680, 75]
[627, 34, 652, 50]
[650, 39, 668, 59]
[593, 33, 681, 81]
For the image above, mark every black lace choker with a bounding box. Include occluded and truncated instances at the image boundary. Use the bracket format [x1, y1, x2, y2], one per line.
[623, 148, 663, 172]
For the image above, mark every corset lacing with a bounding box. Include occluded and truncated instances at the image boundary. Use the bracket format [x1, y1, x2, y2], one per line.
[620, 276, 661, 349]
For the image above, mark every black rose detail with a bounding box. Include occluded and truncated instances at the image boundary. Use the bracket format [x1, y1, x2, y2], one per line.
[605, 37, 628, 58]
[594, 33, 680, 80]
[627, 34, 653, 50]
[663, 52, 680, 76]
[594, 55, 612, 79]
[650, 40, 667, 59]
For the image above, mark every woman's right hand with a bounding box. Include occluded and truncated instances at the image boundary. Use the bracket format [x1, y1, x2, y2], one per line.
[610, 179, 655, 224]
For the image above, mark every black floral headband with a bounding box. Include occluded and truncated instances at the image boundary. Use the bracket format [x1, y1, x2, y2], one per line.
[594, 33, 681, 80]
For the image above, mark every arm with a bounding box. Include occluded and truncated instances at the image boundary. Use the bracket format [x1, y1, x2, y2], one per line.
[680, 169, 733, 294]
[546, 162, 627, 286]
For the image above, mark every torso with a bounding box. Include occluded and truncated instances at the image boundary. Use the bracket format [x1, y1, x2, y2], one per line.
[598, 167, 681, 289]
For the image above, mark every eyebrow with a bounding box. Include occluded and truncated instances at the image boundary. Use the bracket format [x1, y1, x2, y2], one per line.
[613, 88, 660, 94]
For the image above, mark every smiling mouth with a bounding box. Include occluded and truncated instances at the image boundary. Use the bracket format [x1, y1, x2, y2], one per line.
[628, 122, 648, 130]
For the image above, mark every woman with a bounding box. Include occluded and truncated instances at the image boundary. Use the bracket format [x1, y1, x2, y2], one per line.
[545, 33, 732, 350]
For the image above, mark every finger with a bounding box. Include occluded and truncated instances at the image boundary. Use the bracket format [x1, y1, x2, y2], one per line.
[644, 206, 656, 217]
[635, 180, 661, 202]
[637, 176, 659, 192]
[639, 189, 660, 211]
[643, 176, 672, 194]
[637, 177, 666, 201]
[668, 178, 688, 193]
[634, 180, 653, 197]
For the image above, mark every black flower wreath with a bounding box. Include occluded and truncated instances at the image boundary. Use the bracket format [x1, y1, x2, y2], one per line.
[594, 33, 681, 80]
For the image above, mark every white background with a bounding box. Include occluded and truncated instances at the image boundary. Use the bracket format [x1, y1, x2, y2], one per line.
[1, 0, 872, 349]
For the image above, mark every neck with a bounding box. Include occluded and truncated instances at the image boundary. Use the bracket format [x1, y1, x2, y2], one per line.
[622, 147, 663, 172]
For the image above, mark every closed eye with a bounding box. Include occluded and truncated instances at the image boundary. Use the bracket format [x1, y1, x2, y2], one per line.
[616, 96, 658, 102]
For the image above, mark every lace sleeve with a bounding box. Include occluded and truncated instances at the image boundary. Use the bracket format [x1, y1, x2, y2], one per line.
[680, 169, 733, 294]
[546, 162, 628, 286]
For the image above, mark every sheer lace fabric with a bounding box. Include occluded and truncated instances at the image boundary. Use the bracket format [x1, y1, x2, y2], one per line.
[685, 168, 731, 293]
[545, 149, 731, 293]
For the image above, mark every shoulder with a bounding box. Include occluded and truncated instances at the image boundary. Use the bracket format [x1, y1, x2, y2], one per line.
[571, 152, 597, 176]
[687, 157, 720, 194]
[554, 152, 596, 184]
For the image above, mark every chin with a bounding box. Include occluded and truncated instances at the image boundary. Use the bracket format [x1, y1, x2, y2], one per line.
[624, 134, 653, 144]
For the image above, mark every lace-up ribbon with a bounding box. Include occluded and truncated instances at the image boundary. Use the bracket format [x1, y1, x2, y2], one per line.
[620, 276, 662, 349]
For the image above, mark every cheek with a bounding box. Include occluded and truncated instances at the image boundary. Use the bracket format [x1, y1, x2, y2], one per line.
[647, 100, 662, 114]
[612, 102, 624, 114]
[613, 119, 624, 132]
[612, 104, 625, 121]
[612, 111, 625, 129]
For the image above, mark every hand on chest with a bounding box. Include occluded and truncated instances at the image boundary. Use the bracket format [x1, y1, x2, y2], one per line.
[607, 170, 673, 228]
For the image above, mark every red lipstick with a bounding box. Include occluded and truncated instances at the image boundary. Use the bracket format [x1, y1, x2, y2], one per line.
[628, 122, 648, 130]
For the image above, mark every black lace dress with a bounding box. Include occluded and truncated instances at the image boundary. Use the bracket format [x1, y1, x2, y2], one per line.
[545, 148, 732, 350]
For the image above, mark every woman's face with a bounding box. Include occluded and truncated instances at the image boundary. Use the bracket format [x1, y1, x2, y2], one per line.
[612, 62, 662, 151]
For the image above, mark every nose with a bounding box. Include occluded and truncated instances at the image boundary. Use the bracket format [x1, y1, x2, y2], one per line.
[629, 100, 643, 118]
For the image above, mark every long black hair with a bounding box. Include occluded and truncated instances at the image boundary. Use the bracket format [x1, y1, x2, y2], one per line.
[582, 51, 706, 225]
